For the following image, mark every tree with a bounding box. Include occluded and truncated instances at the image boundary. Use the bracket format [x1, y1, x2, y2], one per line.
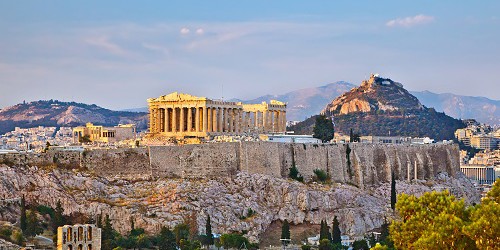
[352, 239, 369, 250]
[370, 243, 389, 250]
[220, 233, 249, 249]
[463, 179, 500, 249]
[20, 195, 27, 233]
[318, 239, 332, 250]
[25, 210, 43, 237]
[390, 172, 396, 211]
[202, 215, 214, 248]
[174, 223, 190, 246]
[331, 216, 341, 245]
[53, 200, 65, 233]
[349, 129, 354, 143]
[281, 219, 290, 240]
[102, 215, 117, 250]
[390, 190, 477, 249]
[130, 217, 135, 231]
[158, 226, 177, 250]
[313, 115, 334, 142]
[319, 220, 331, 242]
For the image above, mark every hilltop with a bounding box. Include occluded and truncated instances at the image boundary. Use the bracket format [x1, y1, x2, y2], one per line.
[0, 100, 148, 134]
[289, 75, 465, 140]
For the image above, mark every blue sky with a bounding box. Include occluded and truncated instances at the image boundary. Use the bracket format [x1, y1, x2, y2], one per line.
[0, 1, 499, 110]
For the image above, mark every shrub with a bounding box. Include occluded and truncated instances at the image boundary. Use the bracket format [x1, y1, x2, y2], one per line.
[289, 165, 304, 182]
[313, 169, 329, 182]
[301, 245, 312, 250]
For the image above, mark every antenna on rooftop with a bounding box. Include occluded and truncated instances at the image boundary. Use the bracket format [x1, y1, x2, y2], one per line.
[221, 84, 224, 101]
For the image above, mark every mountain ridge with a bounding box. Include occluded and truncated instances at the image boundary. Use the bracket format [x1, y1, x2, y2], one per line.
[0, 100, 148, 134]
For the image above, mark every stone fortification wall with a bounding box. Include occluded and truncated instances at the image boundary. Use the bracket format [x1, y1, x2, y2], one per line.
[0, 142, 460, 187]
[0, 151, 80, 168]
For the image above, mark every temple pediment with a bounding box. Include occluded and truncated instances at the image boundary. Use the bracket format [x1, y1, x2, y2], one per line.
[148, 92, 208, 102]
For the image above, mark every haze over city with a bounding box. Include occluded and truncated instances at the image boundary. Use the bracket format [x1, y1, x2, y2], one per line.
[1, 0, 499, 110]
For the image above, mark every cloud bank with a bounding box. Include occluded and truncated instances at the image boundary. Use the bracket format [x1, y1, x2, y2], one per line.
[386, 14, 435, 28]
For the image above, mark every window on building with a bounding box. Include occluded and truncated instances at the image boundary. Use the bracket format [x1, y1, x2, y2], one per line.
[67, 228, 72, 242]
[78, 227, 83, 241]
[87, 226, 92, 240]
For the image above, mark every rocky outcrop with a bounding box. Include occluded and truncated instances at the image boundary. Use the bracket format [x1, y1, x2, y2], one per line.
[0, 165, 479, 243]
[322, 74, 423, 115]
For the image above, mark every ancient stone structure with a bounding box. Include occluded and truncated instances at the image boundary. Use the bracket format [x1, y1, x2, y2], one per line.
[147, 92, 287, 138]
[57, 224, 101, 250]
[73, 123, 136, 143]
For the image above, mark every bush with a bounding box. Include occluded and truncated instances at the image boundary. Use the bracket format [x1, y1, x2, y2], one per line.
[301, 245, 312, 250]
[289, 165, 304, 182]
[37, 205, 55, 219]
[313, 169, 329, 182]
[220, 233, 249, 249]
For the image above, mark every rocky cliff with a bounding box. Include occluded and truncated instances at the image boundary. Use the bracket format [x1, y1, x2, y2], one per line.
[0, 165, 479, 244]
[0, 100, 148, 134]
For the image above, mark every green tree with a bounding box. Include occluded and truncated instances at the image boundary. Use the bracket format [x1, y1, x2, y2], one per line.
[158, 226, 177, 250]
[102, 215, 117, 250]
[220, 233, 249, 249]
[313, 169, 329, 183]
[319, 220, 331, 242]
[202, 215, 214, 248]
[20, 195, 27, 233]
[352, 239, 369, 250]
[174, 223, 190, 246]
[390, 172, 396, 211]
[53, 200, 65, 233]
[25, 210, 43, 237]
[390, 190, 477, 250]
[331, 216, 341, 245]
[179, 239, 202, 250]
[318, 239, 332, 250]
[288, 164, 304, 182]
[370, 243, 389, 250]
[281, 219, 290, 241]
[313, 115, 334, 142]
[463, 179, 500, 249]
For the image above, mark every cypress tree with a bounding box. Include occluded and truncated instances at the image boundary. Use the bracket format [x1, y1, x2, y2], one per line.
[391, 171, 396, 211]
[281, 220, 290, 240]
[205, 215, 214, 246]
[319, 220, 330, 241]
[20, 195, 27, 233]
[53, 200, 65, 233]
[331, 216, 341, 244]
[350, 129, 354, 143]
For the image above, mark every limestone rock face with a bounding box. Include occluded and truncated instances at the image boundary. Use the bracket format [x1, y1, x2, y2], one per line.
[322, 74, 424, 116]
[0, 165, 479, 243]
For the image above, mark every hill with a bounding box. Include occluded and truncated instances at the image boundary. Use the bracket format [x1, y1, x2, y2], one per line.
[289, 75, 465, 140]
[0, 100, 148, 134]
[411, 91, 500, 125]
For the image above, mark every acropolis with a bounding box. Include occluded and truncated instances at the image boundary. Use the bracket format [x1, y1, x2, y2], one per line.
[147, 92, 287, 139]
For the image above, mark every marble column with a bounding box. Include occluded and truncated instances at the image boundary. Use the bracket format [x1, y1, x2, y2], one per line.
[165, 108, 170, 132]
[203, 106, 208, 133]
[212, 108, 218, 133]
[207, 107, 213, 132]
[195, 107, 200, 132]
[218, 107, 223, 132]
[187, 107, 192, 132]
[179, 107, 185, 132]
[173, 108, 178, 132]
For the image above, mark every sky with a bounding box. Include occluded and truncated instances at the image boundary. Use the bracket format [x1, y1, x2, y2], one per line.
[0, 1, 499, 110]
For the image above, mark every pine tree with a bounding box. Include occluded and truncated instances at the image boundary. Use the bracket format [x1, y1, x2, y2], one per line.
[53, 200, 65, 233]
[25, 210, 43, 237]
[331, 216, 341, 244]
[313, 115, 334, 142]
[20, 195, 27, 233]
[391, 171, 396, 211]
[205, 215, 214, 246]
[281, 220, 290, 240]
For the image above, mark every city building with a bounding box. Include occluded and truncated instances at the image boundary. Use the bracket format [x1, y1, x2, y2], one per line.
[470, 135, 498, 150]
[57, 224, 101, 250]
[460, 165, 496, 185]
[73, 123, 136, 144]
[147, 92, 287, 139]
[266, 134, 322, 143]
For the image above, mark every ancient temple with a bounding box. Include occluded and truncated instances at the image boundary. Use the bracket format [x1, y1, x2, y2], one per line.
[147, 92, 287, 138]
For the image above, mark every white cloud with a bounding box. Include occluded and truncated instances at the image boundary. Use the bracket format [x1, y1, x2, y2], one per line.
[386, 14, 435, 28]
[85, 36, 128, 56]
[180, 27, 190, 34]
[196, 28, 204, 35]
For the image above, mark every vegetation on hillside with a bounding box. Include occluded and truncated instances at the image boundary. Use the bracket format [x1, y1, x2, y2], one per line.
[290, 108, 465, 141]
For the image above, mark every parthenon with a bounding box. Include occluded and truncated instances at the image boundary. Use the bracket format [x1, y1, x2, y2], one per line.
[147, 92, 287, 138]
